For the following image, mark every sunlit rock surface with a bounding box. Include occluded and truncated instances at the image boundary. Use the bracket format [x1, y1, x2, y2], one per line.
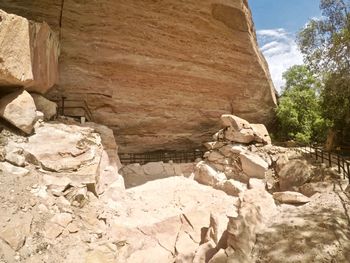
[0, 0, 276, 152]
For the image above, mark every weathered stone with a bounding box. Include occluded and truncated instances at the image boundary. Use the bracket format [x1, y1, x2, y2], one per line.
[194, 162, 227, 186]
[44, 222, 64, 240]
[0, 161, 29, 176]
[0, 213, 32, 251]
[224, 127, 255, 144]
[64, 186, 88, 207]
[35, 110, 45, 122]
[143, 162, 165, 176]
[19, 123, 102, 191]
[0, 9, 59, 93]
[248, 178, 266, 190]
[5, 147, 25, 167]
[218, 144, 245, 157]
[204, 142, 225, 150]
[221, 114, 251, 130]
[216, 179, 247, 196]
[31, 94, 57, 120]
[207, 151, 226, 164]
[279, 160, 311, 191]
[273, 191, 311, 204]
[251, 123, 272, 145]
[0, 90, 37, 134]
[213, 129, 225, 141]
[106, 176, 235, 262]
[275, 153, 289, 174]
[49, 213, 73, 229]
[0, 1, 276, 152]
[240, 152, 268, 179]
[67, 222, 79, 233]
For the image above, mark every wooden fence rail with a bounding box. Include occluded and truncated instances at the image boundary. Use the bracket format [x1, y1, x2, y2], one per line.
[301, 145, 350, 183]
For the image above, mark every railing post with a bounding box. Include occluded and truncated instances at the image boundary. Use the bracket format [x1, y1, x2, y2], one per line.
[315, 148, 318, 160]
[337, 155, 341, 173]
[347, 162, 350, 182]
[342, 158, 346, 179]
[321, 150, 324, 163]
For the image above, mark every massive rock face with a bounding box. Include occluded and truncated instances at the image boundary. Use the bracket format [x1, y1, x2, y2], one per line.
[0, 0, 277, 152]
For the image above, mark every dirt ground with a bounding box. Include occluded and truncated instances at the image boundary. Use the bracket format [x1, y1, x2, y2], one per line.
[252, 181, 350, 263]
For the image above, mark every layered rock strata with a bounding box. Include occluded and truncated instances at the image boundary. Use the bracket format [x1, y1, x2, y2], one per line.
[0, 0, 276, 152]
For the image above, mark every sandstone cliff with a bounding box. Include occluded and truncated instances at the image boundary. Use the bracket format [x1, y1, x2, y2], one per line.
[0, 0, 277, 153]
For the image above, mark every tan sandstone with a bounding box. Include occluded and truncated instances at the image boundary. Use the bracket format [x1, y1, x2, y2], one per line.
[0, 9, 59, 93]
[0, 0, 276, 152]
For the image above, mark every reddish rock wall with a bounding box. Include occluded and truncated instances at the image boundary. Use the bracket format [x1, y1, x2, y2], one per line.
[0, 0, 276, 152]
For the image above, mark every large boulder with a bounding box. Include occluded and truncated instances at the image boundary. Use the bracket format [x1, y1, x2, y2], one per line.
[0, 9, 59, 93]
[224, 127, 255, 144]
[221, 114, 251, 130]
[251, 123, 272, 145]
[0, 90, 37, 134]
[194, 162, 227, 187]
[30, 94, 57, 120]
[279, 160, 311, 191]
[215, 179, 247, 196]
[226, 188, 277, 261]
[84, 122, 125, 194]
[239, 152, 269, 179]
[220, 115, 271, 145]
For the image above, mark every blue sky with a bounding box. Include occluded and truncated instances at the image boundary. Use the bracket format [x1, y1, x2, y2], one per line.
[249, 0, 321, 91]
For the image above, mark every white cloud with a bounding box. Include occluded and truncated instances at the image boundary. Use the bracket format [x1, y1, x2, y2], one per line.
[257, 28, 304, 93]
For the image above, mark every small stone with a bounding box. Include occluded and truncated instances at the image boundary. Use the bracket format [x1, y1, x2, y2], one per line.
[67, 222, 79, 233]
[44, 222, 64, 239]
[37, 204, 48, 213]
[50, 213, 73, 228]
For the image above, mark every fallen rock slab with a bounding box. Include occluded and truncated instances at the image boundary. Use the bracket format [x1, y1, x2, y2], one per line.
[0, 9, 59, 93]
[273, 191, 311, 204]
[31, 94, 57, 120]
[0, 90, 37, 134]
[216, 179, 247, 196]
[194, 162, 227, 186]
[221, 114, 251, 130]
[279, 160, 311, 191]
[240, 152, 268, 179]
[251, 123, 271, 145]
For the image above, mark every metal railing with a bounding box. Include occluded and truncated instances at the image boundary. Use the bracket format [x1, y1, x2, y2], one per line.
[301, 145, 350, 183]
[119, 150, 205, 165]
[54, 97, 94, 121]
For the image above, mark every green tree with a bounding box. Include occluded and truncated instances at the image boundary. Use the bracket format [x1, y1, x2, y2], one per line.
[298, 0, 350, 144]
[276, 65, 329, 144]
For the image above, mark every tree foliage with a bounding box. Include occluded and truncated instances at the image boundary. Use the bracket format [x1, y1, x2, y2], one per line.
[276, 65, 329, 144]
[298, 0, 350, 143]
